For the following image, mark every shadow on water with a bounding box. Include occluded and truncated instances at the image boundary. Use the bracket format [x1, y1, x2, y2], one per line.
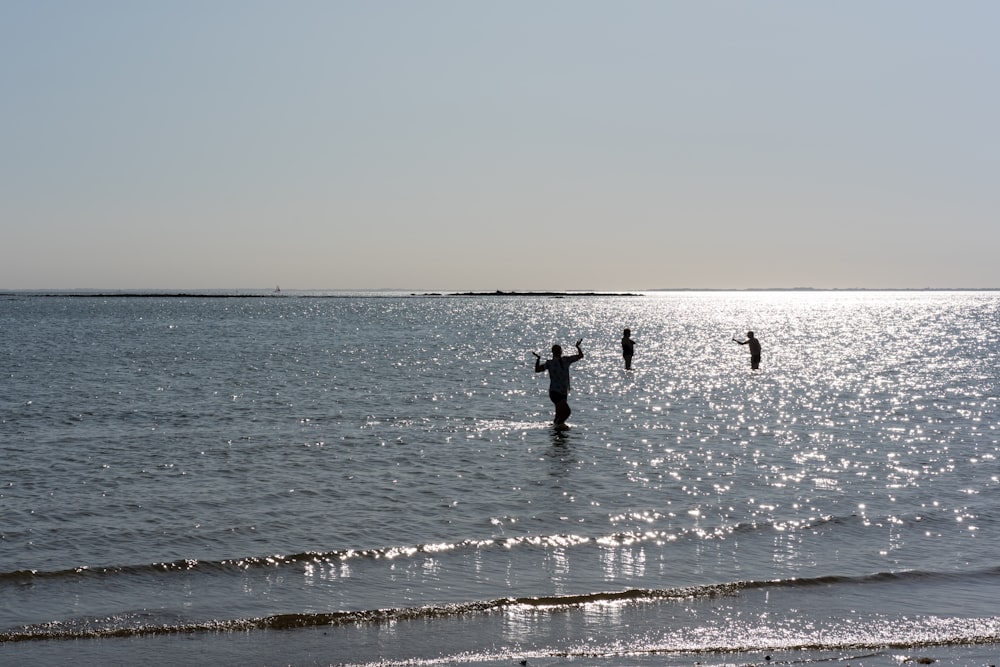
[550, 426, 571, 446]
[546, 428, 576, 480]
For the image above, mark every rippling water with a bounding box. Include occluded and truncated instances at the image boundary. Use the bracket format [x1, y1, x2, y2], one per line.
[2, 291, 999, 666]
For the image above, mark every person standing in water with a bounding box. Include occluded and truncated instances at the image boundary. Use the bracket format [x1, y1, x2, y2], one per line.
[621, 328, 635, 370]
[733, 331, 762, 369]
[533, 339, 584, 427]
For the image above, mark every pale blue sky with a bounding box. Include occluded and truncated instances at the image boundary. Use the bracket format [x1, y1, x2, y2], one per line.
[3, 1, 998, 290]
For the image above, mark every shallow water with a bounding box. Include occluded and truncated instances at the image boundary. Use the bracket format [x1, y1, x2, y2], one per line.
[1, 291, 999, 665]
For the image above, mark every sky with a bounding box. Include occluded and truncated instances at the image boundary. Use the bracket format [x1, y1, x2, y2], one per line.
[2, 1, 998, 291]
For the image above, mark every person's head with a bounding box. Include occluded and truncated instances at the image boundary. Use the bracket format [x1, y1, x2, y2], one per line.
[552, 344, 563, 357]
[623, 328, 631, 336]
[747, 331, 755, 339]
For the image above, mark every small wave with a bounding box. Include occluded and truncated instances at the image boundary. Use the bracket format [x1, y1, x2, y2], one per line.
[0, 532, 627, 584]
[0, 590, 712, 643]
[337, 626, 1000, 667]
[1, 569, 993, 643]
[1, 512, 994, 586]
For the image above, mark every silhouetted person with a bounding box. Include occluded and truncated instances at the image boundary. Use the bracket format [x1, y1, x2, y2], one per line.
[533, 339, 584, 428]
[733, 331, 761, 370]
[621, 328, 635, 370]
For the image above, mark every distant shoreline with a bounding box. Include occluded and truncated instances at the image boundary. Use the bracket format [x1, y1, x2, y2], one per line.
[2, 287, 999, 298]
[0, 291, 643, 299]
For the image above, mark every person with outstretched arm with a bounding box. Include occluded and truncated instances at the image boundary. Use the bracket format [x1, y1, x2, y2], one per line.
[733, 331, 762, 370]
[533, 339, 584, 428]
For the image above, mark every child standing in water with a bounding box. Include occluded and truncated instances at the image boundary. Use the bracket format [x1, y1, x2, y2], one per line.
[621, 328, 635, 370]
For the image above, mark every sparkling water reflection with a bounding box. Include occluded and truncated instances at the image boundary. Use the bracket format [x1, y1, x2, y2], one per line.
[2, 291, 999, 665]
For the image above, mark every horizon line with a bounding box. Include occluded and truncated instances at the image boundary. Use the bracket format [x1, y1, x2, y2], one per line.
[3, 286, 1000, 296]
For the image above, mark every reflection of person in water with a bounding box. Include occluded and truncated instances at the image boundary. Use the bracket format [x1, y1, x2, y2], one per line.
[621, 328, 635, 370]
[733, 331, 762, 370]
[533, 339, 584, 427]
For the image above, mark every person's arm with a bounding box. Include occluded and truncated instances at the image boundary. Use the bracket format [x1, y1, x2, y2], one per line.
[532, 352, 544, 372]
[574, 339, 584, 359]
[733, 338, 747, 345]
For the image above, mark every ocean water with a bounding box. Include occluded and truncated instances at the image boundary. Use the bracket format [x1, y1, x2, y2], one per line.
[1, 290, 999, 667]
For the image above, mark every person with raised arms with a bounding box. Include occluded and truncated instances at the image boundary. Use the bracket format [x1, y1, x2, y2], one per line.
[533, 339, 584, 429]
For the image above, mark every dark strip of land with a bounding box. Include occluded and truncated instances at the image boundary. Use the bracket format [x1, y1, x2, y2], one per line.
[2, 291, 642, 298]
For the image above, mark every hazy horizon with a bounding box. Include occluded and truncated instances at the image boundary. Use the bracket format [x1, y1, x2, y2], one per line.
[5, 285, 1000, 294]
